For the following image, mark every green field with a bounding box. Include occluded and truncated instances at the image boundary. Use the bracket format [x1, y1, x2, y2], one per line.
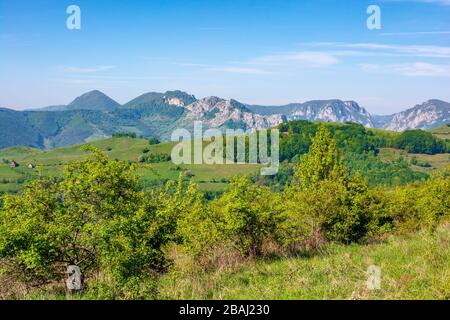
[0, 137, 261, 193]
[379, 148, 450, 173]
[431, 124, 450, 140]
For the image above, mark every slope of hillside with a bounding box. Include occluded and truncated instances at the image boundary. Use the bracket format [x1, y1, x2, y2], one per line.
[383, 100, 450, 131]
[431, 124, 450, 140]
[66, 90, 121, 111]
[0, 137, 261, 193]
[0, 108, 44, 148]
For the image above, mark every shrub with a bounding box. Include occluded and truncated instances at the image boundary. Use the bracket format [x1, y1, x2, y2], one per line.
[139, 153, 171, 163]
[0, 147, 173, 297]
[210, 177, 283, 257]
[148, 137, 160, 145]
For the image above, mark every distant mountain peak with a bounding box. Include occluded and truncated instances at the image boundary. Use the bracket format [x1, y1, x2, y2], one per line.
[383, 99, 450, 131]
[248, 99, 374, 128]
[123, 90, 197, 109]
[67, 90, 121, 111]
[162, 90, 197, 107]
[184, 96, 285, 131]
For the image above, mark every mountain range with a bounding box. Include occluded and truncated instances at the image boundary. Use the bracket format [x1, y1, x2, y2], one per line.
[0, 90, 449, 149]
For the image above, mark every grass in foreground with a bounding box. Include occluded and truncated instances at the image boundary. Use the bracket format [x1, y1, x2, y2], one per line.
[159, 225, 449, 300]
[7, 225, 448, 300]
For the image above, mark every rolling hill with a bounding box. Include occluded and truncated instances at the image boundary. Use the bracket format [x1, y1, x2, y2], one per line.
[0, 137, 262, 194]
[1, 90, 449, 150]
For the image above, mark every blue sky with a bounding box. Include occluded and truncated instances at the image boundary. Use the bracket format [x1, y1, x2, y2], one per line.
[0, 0, 449, 114]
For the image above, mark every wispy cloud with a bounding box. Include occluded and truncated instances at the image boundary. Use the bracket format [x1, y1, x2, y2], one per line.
[252, 51, 339, 68]
[360, 62, 450, 77]
[178, 62, 269, 75]
[63, 65, 115, 73]
[306, 42, 450, 58]
[206, 66, 270, 75]
[381, 30, 450, 36]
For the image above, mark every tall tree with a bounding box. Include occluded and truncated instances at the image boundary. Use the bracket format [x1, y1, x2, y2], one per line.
[295, 124, 346, 188]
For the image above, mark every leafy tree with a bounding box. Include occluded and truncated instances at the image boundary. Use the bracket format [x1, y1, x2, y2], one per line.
[394, 130, 446, 154]
[285, 126, 392, 245]
[0, 147, 172, 298]
[295, 124, 347, 188]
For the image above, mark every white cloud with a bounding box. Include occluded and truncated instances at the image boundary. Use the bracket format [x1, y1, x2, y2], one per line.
[253, 51, 339, 68]
[63, 65, 115, 73]
[306, 42, 450, 58]
[206, 66, 270, 75]
[176, 62, 270, 75]
[381, 31, 450, 36]
[360, 62, 450, 77]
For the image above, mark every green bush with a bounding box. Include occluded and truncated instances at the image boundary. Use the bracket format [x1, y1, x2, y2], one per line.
[139, 153, 171, 163]
[0, 147, 173, 296]
[178, 177, 283, 259]
[148, 137, 160, 145]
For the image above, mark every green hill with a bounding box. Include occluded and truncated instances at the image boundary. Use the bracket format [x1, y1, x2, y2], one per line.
[0, 137, 261, 194]
[1, 121, 449, 195]
[67, 90, 121, 111]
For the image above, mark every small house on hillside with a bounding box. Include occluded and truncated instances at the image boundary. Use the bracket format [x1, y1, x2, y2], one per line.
[9, 160, 19, 168]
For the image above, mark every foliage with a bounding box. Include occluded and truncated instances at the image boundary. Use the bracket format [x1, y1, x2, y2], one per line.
[178, 176, 283, 259]
[277, 121, 431, 186]
[294, 124, 347, 188]
[0, 125, 449, 299]
[393, 130, 447, 154]
[139, 153, 171, 163]
[0, 147, 173, 298]
[112, 132, 137, 138]
[148, 137, 160, 145]
[285, 127, 393, 245]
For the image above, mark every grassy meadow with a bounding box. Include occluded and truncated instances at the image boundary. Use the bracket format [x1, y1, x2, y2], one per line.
[159, 225, 449, 300]
[0, 137, 261, 193]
